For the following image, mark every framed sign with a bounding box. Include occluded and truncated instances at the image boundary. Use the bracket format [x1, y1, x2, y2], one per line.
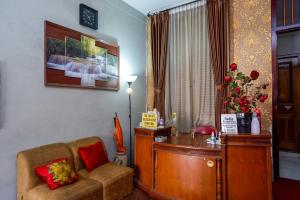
[45, 21, 119, 91]
[221, 114, 238, 134]
[142, 113, 157, 129]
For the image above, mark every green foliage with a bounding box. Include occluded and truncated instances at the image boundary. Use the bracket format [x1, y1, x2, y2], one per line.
[81, 36, 96, 58]
[66, 37, 81, 58]
[95, 46, 107, 57]
[47, 38, 65, 58]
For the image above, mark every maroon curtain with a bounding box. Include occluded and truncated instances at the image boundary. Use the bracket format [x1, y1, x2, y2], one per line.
[150, 11, 169, 117]
[207, 0, 229, 130]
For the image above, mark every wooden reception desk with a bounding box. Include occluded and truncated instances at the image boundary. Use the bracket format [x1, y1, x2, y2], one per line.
[134, 127, 272, 200]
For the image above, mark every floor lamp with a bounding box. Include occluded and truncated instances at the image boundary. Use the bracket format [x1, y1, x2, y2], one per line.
[125, 75, 137, 166]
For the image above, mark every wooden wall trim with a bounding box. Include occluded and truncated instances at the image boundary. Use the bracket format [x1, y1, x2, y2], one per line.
[271, 0, 279, 180]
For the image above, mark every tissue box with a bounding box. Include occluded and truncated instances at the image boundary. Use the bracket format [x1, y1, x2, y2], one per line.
[155, 136, 167, 142]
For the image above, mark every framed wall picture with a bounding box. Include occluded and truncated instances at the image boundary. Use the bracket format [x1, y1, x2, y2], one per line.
[44, 21, 119, 91]
[79, 4, 98, 30]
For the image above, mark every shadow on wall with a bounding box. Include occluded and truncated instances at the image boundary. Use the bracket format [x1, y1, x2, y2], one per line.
[0, 60, 6, 129]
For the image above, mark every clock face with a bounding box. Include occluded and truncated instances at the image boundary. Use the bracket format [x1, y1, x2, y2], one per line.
[80, 4, 98, 30]
[82, 9, 95, 26]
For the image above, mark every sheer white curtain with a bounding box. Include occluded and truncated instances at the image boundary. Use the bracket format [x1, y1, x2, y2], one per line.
[165, 0, 216, 132]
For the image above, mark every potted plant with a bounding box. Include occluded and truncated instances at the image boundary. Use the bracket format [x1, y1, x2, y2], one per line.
[223, 63, 269, 133]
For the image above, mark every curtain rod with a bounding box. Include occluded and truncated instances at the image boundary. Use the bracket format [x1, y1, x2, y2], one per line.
[147, 0, 202, 17]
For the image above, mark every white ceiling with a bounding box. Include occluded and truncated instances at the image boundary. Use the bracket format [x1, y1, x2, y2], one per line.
[122, 0, 195, 15]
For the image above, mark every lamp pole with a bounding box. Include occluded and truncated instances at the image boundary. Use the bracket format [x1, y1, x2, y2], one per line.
[125, 75, 137, 167]
[128, 82, 132, 166]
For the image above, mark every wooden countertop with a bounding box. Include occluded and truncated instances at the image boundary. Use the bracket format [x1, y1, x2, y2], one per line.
[153, 134, 222, 157]
[153, 131, 271, 156]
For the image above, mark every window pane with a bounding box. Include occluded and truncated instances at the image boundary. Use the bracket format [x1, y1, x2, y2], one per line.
[277, 0, 284, 26]
[294, 0, 300, 24]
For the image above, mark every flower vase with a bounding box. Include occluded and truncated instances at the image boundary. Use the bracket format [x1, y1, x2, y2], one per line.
[236, 113, 252, 134]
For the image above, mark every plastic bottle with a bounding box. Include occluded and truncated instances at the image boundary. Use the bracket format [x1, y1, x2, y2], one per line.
[153, 108, 160, 124]
[251, 112, 260, 134]
[211, 132, 216, 144]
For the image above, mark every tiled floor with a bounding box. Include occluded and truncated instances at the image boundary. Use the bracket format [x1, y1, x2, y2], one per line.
[123, 188, 152, 200]
[279, 151, 300, 181]
[127, 178, 300, 200]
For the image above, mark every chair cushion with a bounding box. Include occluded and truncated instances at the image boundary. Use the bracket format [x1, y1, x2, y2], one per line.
[78, 162, 134, 200]
[24, 178, 102, 200]
[67, 137, 107, 171]
[194, 125, 217, 135]
[79, 142, 108, 172]
[35, 158, 79, 190]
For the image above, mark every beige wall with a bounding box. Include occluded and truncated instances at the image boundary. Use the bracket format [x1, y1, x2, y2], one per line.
[230, 0, 272, 130]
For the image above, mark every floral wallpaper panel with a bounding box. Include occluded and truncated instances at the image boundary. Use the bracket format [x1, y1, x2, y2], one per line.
[230, 0, 272, 130]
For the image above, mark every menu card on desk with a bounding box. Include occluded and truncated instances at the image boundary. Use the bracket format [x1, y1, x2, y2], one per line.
[221, 114, 238, 134]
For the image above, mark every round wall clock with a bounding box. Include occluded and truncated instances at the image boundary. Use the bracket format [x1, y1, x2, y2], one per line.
[79, 4, 98, 30]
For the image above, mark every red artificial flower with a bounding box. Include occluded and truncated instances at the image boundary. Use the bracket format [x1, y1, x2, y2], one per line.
[234, 87, 241, 94]
[224, 101, 227, 107]
[241, 96, 248, 102]
[250, 70, 259, 80]
[224, 63, 268, 114]
[238, 99, 244, 106]
[241, 106, 247, 113]
[254, 108, 262, 117]
[259, 94, 268, 103]
[263, 94, 268, 100]
[230, 63, 237, 71]
[224, 76, 231, 83]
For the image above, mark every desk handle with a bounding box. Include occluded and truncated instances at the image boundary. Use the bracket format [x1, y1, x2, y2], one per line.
[207, 160, 214, 168]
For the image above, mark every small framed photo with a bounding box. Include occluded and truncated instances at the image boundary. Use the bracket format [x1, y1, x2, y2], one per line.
[79, 4, 98, 30]
[221, 114, 238, 134]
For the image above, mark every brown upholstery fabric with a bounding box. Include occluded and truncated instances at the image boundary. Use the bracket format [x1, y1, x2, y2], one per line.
[17, 143, 75, 200]
[78, 162, 134, 200]
[24, 178, 102, 200]
[17, 137, 133, 200]
[67, 137, 107, 171]
[207, 0, 229, 130]
[150, 11, 169, 117]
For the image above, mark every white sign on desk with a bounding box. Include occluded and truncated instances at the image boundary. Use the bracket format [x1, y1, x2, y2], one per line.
[221, 114, 238, 134]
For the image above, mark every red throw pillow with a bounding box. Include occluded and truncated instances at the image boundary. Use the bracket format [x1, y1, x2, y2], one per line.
[78, 141, 108, 172]
[35, 158, 79, 190]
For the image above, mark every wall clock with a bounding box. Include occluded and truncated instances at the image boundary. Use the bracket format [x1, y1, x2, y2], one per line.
[79, 4, 98, 30]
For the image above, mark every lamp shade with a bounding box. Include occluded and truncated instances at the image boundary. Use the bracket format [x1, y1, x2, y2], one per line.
[124, 75, 137, 83]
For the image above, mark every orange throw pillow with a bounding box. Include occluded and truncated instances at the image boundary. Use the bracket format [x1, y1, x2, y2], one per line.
[78, 141, 108, 172]
[35, 158, 79, 190]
